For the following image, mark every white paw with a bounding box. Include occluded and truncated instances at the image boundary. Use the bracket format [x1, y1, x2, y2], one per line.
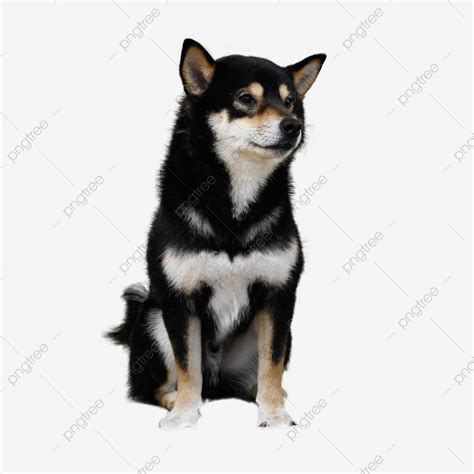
[258, 406, 295, 428]
[159, 408, 200, 430]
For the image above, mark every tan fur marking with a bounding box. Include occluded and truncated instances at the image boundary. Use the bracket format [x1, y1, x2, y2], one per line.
[248, 82, 264, 99]
[154, 373, 177, 410]
[256, 309, 285, 409]
[154, 384, 177, 410]
[279, 83, 290, 102]
[175, 366, 199, 406]
[234, 106, 285, 129]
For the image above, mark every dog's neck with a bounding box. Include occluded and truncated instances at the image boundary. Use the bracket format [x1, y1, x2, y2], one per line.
[214, 147, 286, 220]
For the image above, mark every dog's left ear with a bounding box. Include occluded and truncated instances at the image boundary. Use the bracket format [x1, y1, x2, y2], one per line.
[180, 38, 215, 98]
[287, 54, 326, 98]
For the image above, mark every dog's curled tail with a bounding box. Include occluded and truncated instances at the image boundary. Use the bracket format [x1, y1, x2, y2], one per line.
[105, 282, 148, 346]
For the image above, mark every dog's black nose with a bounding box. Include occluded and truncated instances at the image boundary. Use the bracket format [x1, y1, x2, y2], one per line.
[280, 118, 302, 138]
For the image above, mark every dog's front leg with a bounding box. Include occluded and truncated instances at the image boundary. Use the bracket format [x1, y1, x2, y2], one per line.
[256, 298, 295, 428]
[159, 311, 202, 430]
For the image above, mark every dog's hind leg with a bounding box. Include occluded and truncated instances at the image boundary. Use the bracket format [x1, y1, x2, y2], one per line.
[154, 386, 177, 410]
[128, 298, 178, 408]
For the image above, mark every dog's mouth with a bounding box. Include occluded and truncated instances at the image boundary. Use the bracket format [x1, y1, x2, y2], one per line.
[251, 141, 296, 152]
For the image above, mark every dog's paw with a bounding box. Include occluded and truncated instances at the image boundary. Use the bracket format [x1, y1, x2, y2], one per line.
[160, 391, 177, 411]
[159, 408, 200, 430]
[257, 406, 295, 428]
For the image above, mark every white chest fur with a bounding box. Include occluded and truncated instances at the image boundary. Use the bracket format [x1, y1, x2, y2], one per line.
[162, 240, 298, 340]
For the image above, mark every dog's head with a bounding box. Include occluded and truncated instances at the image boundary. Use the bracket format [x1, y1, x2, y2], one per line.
[179, 39, 326, 163]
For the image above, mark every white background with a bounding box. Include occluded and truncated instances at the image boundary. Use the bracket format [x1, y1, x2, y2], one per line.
[1, 0, 472, 472]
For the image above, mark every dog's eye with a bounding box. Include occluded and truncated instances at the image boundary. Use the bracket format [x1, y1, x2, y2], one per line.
[285, 95, 297, 107]
[239, 93, 256, 105]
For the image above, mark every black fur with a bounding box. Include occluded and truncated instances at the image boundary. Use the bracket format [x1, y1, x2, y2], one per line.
[106, 284, 147, 346]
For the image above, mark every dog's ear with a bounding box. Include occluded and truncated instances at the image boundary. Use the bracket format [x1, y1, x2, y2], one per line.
[287, 54, 326, 98]
[180, 39, 215, 98]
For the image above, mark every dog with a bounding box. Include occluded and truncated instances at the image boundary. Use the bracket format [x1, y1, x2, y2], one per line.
[107, 39, 326, 429]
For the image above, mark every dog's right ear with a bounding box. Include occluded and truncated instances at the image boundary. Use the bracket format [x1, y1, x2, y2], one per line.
[180, 39, 215, 98]
[287, 54, 326, 98]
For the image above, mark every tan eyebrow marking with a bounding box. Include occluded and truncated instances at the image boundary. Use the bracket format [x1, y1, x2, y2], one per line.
[279, 84, 290, 101]
[248, 82, 264, 99]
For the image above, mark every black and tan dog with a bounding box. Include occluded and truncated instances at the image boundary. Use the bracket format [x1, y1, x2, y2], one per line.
[107, 39, 325, 429]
